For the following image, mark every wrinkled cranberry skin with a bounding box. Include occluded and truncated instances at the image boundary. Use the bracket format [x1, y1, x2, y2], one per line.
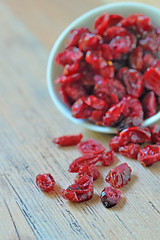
[117, 116, 143, 132]
[71, 97, 92, 119]
[142, 91, 157, 119]
[36, 174, 55, 192]
[69, 153, 100, 173]
[122, 69, 144, 98]
[138, 145, 160, 166]
[53, 134, 83, 146]
[119, 127, 151, 145]
[103, 101, 126, 126]
[105, 163, 132, 188]
[78, 165, 100, 181]
[144, 67, 160, 96]
[101, 186, 122, 208]
[61, 176, 93, 202]
[150, 125, 160, 143]
[119, 143, 140, 159]
[55, 47, 83, 66]
[129, 46, 143, 71]
[85, 95, 108, 110]
[122, 96, 144, 119]
[99, 150, 115, 166]
[109, 136, 122, 152]
[66, 27, 90, 47]
[77, 138, 105, 154]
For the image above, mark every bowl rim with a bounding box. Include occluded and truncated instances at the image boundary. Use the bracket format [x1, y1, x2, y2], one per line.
[47, 1, 160, 134]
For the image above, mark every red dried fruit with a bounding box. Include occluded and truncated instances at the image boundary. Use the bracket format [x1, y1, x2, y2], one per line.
[55, 47, 83, 66]
[142, 91, 157, 119]
[101, 186, 122, 208]
[99, 150, 115, 166]
[109, 35, 132, 59]
[142, 53, 155, 72]
[66, 27, 90, 47]
[119, 126, 151, 145]
[101, 44, 113, 60]
[94, 77, 126, 101]
[109, 136, 122, 152]
[105, 163, 132, 188]
[69, 153, 100, 172]
[144, 67, 160, 96]
[103, 100, 126, 126]
[78, 164, 100, 180]
[53, 134, 83, 146]
[71, 97, 92, 119]
[94, 13, 123, 35]
[104, 26, 127, 42]
[61, 176, 93, 202]
[140, 31, 160, 52]
[129, 46, 143, 71]
[122, 69, 144, 98]
[89, 109, 106, 124]
[122, 96, 144, 119]
[63, 62, 80, 76]
[77, 138, 105, 154]
[117, 116, 143, 132]
[138, 145, 160, 166]
[85, 95, 108, 110]
[55, 72, 82, 84]
[119, 143, 140, 159]
[78, 33, 101, 52]
[36, 174, 55, 192]
[150, 125, 160, 143]
[62, 82, 87, 102]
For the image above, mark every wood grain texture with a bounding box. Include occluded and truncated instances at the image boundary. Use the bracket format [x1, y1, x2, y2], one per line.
[0, 0, 160, 239]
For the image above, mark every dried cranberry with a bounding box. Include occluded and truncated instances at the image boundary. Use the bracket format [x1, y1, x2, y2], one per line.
[77, 138, 105, 154]
[69, 153, 100, 172]
[61, 176, 93, 202]
[129, 46, 143, 71]
[109, 136, 122, 152]
[138, 145, 160, 166]
[101, 186, 122, 208]
[85, 95, 108, 110]
[103, 100, 126, 126]
[104, 26, 127, 42]
[122, 69, 144, 98]
[101, 44, 113, 60]
[149, 125, 160, 143]
[55, 47, 83, 66]
[119, 143, 140, 159]
[140, 31, 160, 52]
[78, 33, 101, 52]
[94, 13, 123, 35]
[89, 109, 106, 124]
[117, 116, 143, 132]
[53, 134, 83, 146]
[78, 164, 100, 180]
[62, 82, 87, 102]
[36, 174, 55, 192]
[142, 91, 157, 119]
[144, 67, 160, 96]
[99, 150, 115, 166]
[71, 97, 92, 119]
[66, 27, 90, 47]
[105, 163, 132, 188]
[55, 72, 82, 84]
[142, 53, 155, 72]
[119, 126, 151, 145]
[122, 96, 144, 119]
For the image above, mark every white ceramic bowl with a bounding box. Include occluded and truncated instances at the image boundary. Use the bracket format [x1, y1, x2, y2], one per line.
[47, 2, 160, 134]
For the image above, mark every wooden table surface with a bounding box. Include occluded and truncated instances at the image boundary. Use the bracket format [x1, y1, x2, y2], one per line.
[1, 0, 160, 239]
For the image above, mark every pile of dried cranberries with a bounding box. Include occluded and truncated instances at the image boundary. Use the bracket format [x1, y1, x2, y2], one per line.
[36, 13, 160, 208]
[55, 12, 160, 128]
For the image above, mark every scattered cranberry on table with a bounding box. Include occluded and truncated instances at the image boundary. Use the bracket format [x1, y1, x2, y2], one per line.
[101, 186, 122, 208]
[36, 174, 55, 192]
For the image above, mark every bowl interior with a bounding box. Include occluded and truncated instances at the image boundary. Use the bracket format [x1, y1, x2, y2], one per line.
[47, 2, 160, 134]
